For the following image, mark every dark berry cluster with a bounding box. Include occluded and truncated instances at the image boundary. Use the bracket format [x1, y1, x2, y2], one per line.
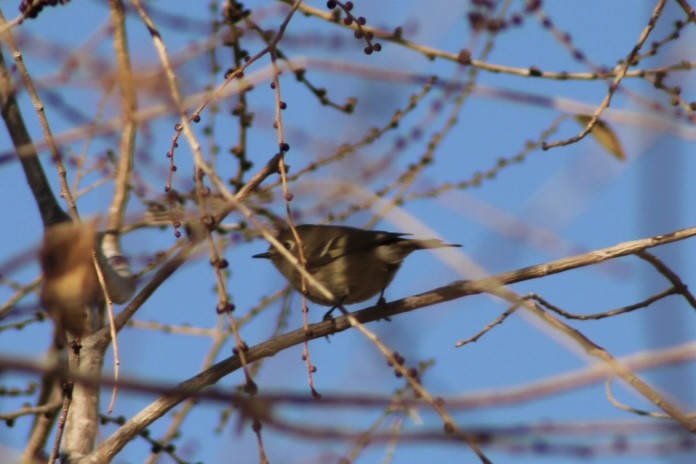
[326, 1, 382, 55]
[467, 0, 542, 33]
[19, 0, 70, 20]
[222, 1, 250, 25]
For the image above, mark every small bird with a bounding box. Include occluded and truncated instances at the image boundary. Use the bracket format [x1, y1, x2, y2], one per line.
[253, 224, 461, 317]
[39, 220, 103, 344]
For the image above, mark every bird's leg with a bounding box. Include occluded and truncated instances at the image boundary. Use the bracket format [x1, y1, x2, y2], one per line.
[322, 300, 350, 342]
[376, 290, 391, 321]
[322, 306, 337, 321]
[323, 297, 349, 321]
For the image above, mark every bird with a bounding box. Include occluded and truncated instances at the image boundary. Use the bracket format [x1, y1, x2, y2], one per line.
[39, 220, 103, 345]
[253, 224, 461, 318]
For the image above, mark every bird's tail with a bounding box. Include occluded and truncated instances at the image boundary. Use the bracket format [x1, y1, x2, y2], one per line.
[411, 238, 461, 250]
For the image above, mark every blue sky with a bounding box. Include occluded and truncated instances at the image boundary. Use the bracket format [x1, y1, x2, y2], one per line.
[1, 1, 696, 463]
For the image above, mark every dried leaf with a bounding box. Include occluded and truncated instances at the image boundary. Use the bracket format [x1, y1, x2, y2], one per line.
[575, 114, 626, 161]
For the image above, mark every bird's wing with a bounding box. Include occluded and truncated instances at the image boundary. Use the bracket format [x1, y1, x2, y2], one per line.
[313, 231, 409, 264]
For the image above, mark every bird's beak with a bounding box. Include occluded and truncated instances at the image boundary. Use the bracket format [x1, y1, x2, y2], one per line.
[252, 252, 271, 259]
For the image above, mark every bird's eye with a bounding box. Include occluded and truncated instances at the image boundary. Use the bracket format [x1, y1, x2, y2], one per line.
[283, 240, 294, 250]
